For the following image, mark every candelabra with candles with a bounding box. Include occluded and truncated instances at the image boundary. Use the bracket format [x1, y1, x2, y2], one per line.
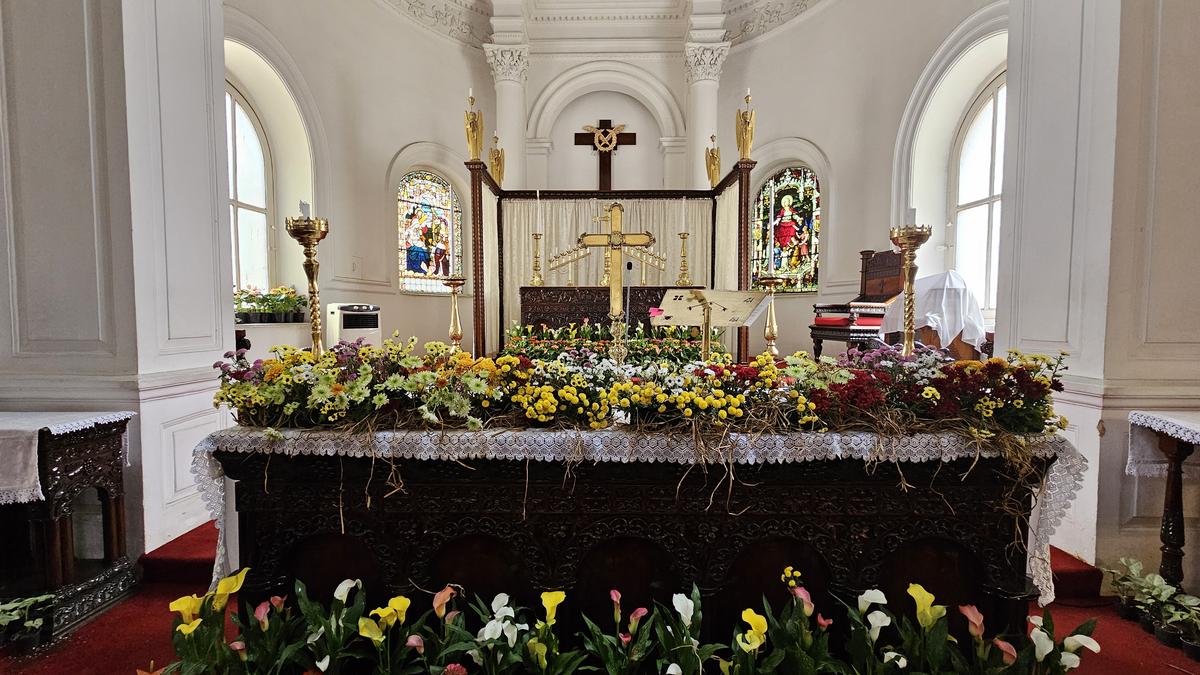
[443, 277, 466, 351]
[758, 276, 784, 357]
[888, 224, 933, 356]
[285, 213, 329, 355]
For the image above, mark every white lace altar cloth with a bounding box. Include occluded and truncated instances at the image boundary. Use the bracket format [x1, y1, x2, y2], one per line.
[1126, 410, 1200, 478]
[193, 427, 1085, 604]
[0, 411, 135, 505]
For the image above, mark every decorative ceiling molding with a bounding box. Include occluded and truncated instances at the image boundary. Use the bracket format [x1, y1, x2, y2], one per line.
[723, 0, 832, 46]
[375, 0, 492, 47]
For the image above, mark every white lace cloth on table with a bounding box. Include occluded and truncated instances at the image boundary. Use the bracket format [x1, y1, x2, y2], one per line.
[0, 411, 135, 505]
[193, 428, 1085, 604]
[1126, 410, 1200, 478]
[881, 271, 988, 349]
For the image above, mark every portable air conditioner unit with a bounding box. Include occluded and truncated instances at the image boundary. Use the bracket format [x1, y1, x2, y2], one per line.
[327, 303, 383, 346]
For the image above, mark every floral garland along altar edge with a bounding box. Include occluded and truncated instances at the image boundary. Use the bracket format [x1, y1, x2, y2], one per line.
[196, 336, 1086, 603]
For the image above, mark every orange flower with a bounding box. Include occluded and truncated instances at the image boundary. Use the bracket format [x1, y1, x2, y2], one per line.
[433, 585, 456, 620]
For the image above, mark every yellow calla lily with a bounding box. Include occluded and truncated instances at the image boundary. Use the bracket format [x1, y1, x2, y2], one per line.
[718, 659, 732, 675]
[528, 637, 549, 669]
[168, 594, 205, 623]
[736, 630, 765, 652]
[907, 583, 947, 630]
[370, 605, 397, 629]
[176, 618, 202, 635]
[389, 595, 411, 625]
[212, 568, 250, 610]
[741, 608, 767, 636]
[737, 608, 768, 652]
[358, 617, 385, 645]
[541, 591, 566, 626]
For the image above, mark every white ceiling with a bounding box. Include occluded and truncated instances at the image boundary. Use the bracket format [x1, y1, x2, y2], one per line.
[374, 0, 833, 51]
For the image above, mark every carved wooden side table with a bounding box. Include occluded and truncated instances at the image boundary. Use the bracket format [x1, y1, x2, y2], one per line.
[1127, 410, 1200, 588]
[0, 412, 138, 638]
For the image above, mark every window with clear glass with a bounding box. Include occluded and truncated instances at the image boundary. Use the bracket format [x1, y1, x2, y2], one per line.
[226, 84, 272, 291]
[950, 72, 1006, 312]
[751, 166, 821, 293]
[397, 170, 463, 293]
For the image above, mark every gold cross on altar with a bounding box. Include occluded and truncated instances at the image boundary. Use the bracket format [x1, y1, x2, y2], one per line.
[579, 203, 655, 321]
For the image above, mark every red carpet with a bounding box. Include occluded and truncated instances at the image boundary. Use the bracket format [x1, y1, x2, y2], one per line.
[1050, 546, 1105, 600]
[3, 524, 1196, 674]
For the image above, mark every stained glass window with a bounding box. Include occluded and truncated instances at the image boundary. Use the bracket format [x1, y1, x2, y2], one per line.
[751, 167, 821, 292]
[397, 170, 462, 293]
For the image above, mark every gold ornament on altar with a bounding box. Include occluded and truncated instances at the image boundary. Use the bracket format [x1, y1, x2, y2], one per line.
[888, 224, 933, 357]
[735, 94, 755, 160]
[529, 233, 544, 287]
[676, 232, 692, 286]
[285, 216, 329, 355]
[488, 133, 504, 186]
[464, 95, 484, 161]
[579, 203, 655, 364]
[759, 276, 784, 357]
[582, 123, 626, 153]
[443, 277, 466, 351]
[705, 135, 722, 188]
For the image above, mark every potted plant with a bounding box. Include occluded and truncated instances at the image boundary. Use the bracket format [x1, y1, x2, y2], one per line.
[1133, 573, 1177, 634]
[0, 594, 54, 652]
[1182, 609, 1200, 660]
[1104, 557, 1144, 620]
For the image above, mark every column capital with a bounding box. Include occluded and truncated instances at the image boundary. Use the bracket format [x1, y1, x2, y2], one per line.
[684, 42, 730, 84]
[484, 43, 530, 84]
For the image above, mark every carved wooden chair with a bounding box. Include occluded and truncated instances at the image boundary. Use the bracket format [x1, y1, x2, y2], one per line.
[809, 249, 902, 357]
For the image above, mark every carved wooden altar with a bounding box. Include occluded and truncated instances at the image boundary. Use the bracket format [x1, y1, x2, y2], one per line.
[0, 418, 138, 639]
[519, 286, 701, 332]
[209, 434, 1061, 642]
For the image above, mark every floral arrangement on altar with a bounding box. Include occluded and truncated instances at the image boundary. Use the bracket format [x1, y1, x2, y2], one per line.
[159, 566, 1101, 674]
[502, 322, 724, 365]
[213, 337, 1068, 445]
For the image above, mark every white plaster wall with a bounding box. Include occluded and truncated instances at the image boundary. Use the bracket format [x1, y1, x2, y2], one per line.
[223, 0, 494, 348]
[718, 0, 993, 356]
[546, 91, 664, 190]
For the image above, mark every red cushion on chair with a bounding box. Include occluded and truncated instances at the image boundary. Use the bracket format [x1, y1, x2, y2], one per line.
[813, 316, 852, 327]
[853, 317, 883, 327]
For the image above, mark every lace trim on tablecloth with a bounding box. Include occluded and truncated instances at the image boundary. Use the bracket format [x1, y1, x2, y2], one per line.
[0, 485, 45, 505]
[41, 411, 136, 436]
[192, 428, 1083, 605]
[1126, 411, 1200, 478]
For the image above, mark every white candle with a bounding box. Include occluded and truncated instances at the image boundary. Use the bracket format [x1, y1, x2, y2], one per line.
[746, 88, 751, 99]
[536, 190, 542, 232]
[299, 200, 311, 218]
[906, 207, 917, 225]
[468, 87, 473, 99]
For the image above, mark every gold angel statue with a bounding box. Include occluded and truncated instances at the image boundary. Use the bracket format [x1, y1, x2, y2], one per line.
[735, 95, 755, 160]
[464, 97, 484, 161]
[488, 134, 505, 186]
[704, 135, 722, 187]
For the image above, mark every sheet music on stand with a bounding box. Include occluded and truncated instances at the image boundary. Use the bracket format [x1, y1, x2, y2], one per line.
[651, 288, 769, 359]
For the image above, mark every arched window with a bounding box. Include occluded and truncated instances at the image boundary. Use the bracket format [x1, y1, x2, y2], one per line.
[226, 83, 273, 290]
[949, 71, 1005, 312]
[397, 170, 463, 293]
[751, 167, 821, 292]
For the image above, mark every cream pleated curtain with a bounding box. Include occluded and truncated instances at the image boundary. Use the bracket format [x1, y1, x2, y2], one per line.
[713, 188, 742, 353]
[501, 198, 713, 330]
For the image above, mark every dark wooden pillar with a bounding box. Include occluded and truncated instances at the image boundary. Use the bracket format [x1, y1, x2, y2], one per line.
[734, 159, 757, 363]
[1158, 434, 1196, 587]
[467, 160, 487, 357]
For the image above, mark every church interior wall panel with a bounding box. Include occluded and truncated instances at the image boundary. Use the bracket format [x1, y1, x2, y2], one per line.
[546, 91, 664, 190]
[222, 0, 495, 343]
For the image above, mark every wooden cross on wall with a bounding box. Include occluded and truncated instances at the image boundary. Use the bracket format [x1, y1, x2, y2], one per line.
[574, 120, 636, 191]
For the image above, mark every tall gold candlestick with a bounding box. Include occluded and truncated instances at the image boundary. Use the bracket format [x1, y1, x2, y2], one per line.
[285, 217, 329, 355]
[676, 232, 692, 286]
[888, 224, 933, 356]
[759, 276, 784, 357]
[530, 233, 544, 287]
[443, 277, 466, 352]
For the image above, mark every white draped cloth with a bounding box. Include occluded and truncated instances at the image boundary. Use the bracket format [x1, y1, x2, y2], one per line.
[1126, 410, 1200, 478]
[193, 427, 1085, 604]
[501, 198, 713, 330]
[882, 271, 988, 349]
[0, 411, 135, 504]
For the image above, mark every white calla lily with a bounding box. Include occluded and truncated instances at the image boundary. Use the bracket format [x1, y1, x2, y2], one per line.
[1027, 615, 1043, 627]
[1064, 634, 1100, 653]
[1031, 628, 1054, 662]
[666, 665, 683, 675]
[1060, 652, 1081, 670]
[491, 593, 510, 614]
[672, 594, 695, 627]
[867, 610, 891, 642]
[333, 578, 360, 603]
[858, 589, 888, 614]
[315, 655, 331, 672]
[883, 651, 908, 669]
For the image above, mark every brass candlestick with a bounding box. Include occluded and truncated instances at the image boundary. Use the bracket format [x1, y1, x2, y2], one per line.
[530, 233, 544, 287]
[608, 315, 628, 365]
[888, 224, 933, 356]
[676, 232, 692, 286]
[285, 217, 329, 355]
[759, 276, 784, 357]
[443, 277, 466, 352]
